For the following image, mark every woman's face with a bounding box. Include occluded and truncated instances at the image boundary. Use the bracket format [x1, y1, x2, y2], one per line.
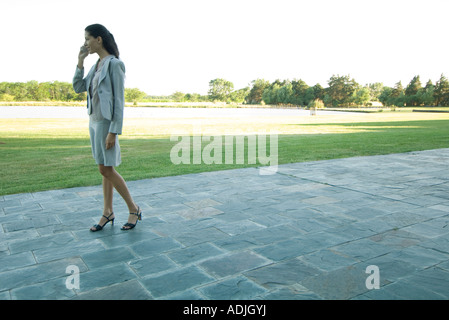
[84, 31, 102, 55]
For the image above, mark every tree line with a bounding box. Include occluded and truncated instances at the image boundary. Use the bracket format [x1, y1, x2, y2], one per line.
[2, 74, 449, 107]
[232, 74, 449, 107]
[0, 81, 160, 105]
[157, 74, 449, 107]
[0, 81, 86, 102]
[0, 81, 151, 104]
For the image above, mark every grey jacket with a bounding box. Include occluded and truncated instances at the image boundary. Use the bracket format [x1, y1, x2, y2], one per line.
[73, 56, 125, 135]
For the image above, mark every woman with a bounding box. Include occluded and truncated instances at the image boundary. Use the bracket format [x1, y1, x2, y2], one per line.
[73, 24, 141, 231]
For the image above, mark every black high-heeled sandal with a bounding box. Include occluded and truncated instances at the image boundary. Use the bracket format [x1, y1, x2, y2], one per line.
[90, 212, 115, 232]
[121, 206, 142, 231]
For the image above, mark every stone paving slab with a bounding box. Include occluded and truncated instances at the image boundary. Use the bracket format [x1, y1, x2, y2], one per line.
[1, 148, 449, 299]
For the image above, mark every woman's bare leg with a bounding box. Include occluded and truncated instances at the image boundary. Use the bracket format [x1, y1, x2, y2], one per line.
[90, 175, 115, 231]
[99, 165, 139, 225]
[103, 176, 114, 215]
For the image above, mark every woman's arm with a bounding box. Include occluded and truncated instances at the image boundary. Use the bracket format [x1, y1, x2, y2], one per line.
[72, 46, 89, 93]
[108, 58, 126, 135]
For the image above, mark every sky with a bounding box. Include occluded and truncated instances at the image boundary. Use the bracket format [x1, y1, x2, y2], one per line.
[1, 0, 448, 96]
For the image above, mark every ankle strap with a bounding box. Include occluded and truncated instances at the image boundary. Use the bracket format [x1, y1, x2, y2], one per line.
[103, 212, 114, 220]
[129, 206, 141, 216]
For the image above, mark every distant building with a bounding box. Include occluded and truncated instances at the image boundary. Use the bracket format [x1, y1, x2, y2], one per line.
[369, 101, 384, 107]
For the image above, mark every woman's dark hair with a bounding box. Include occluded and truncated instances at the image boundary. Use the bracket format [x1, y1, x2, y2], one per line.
[85, 24, 119, 58]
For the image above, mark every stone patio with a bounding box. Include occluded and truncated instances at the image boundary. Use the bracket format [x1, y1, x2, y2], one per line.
[1, 148, 449, 300]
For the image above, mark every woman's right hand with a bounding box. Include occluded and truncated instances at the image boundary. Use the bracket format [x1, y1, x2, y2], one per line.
[77, 45, 89, 69]
[78, 45, 89, 61]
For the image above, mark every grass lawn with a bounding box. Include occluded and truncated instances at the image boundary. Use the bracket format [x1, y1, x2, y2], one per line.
[1, 111, 449, 195]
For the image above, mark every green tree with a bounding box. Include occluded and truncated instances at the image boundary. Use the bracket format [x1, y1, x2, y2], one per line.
[269, 83, 282, 105]
[261, 86, 272, 105]
[378, 86, 393, 106]
[25, 81, 39, 100]
[368, 82, 384, 101]
[172, 91, 185, 102]
[420, 80, 435, 106]
[277, 81, 293, 104]
[303, 87, 315, 106]
[59, 82, 77, 101]
[312, 83, 325, 101]
[185, 93, 202, 102]
[246, 79, 270, 104]
[405, 75, 422, 106]
[208, 78, 234, 101]
[353, 87, 371, 106]
[229, 87, 250, 103]
[262, 80, 285, 105]
[11, 82, 28, 101]
[125, 88, 147, 105]
[291, 79, 309, 106]
[36, 82, 51, 101]
[435, 74, 449, 106]
[327, 74, 359, 107]
[391, 81, 403, 98]
[0, 93, 14, 101]
[390, 81, 405, 107]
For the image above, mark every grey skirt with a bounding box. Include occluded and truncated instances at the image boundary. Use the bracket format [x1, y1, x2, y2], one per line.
[89, 118, 121, 167]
